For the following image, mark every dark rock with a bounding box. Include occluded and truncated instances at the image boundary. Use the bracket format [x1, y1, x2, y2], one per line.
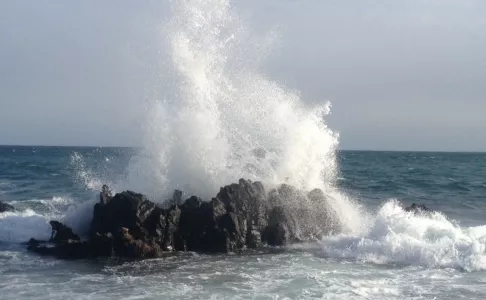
[203, 198, 232, 252]
[264, 185, 305, 244]
[90, 232, 114, 257]
[172, 190, 183, 206]
[49, 220, 80, 244]
[142, 206, 167, 243]
[100, 184, 113, 205]
[173, 180, 268, 253]
[176, 196, 204, 251]
[0, 201, 15, 213]
[90, 189, 166, 258]
[262, 206, 292, 246]
[262, 184, 340, 245]
[27, 238, 41, 250]
[246, 229, 262, 248]
[52, 240, 90, 259]
[27, 221, 86, 259]
[405, 203, 431, 215]
[28, 237, 90, 259]
[27, 239, 57, 257]
[307, 189, 340, 235]
[27, 179, 343, 260]
[113, 227, 162, 259]
[163, 205, 181, 251]
[91, 190, 155, 240]
[176, 196, 230, 253]
[217, 212, 241, 251]
[216, 179, 268, 249]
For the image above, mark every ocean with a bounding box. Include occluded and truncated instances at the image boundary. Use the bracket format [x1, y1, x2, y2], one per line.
[1, 146, 486, 299]
[3, 0, 486, 298]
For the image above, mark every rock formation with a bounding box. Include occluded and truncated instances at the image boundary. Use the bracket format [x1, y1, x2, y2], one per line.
[0, 201, 15, 213]
[27, 179, 340, 260]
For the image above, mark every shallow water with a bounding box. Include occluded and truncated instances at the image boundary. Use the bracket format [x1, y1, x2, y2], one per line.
[2, 246, 486, 299]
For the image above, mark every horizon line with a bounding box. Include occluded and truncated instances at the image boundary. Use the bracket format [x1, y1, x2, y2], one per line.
[0, 144, 485, 154]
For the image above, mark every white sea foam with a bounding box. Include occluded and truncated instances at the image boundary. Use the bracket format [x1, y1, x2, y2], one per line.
[0, 196, 95, 242]
[0, 210, 51, 243]
[319, 200, 486, 271]
[60, 198, 97, 237]
[9, 196, 73, 207]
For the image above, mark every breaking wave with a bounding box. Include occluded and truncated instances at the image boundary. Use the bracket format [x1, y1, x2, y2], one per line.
[317, 200, 486, 271]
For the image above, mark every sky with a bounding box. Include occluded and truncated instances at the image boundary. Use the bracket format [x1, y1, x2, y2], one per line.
[0, 0, 485, 151]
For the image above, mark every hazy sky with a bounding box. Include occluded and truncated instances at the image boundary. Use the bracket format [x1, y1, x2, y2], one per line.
[1, 1, 485, 151]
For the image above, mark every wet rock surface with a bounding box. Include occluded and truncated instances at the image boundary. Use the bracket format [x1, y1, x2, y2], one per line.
[27, 179, 339, 260]
[404, 203, 432, 215]
[0, 201, 15, 213]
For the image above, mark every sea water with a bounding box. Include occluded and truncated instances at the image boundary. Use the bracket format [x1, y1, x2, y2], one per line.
[1, 148, 486, 299]
[2, 0, 486, 298]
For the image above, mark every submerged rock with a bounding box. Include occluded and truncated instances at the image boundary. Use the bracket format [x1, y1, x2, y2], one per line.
[28, 221, 87, 259]
[404, 203, 432, 215]
[27, 180, 339, 260]
[0, 201, 15, 213]
[28, 238, 90, 259]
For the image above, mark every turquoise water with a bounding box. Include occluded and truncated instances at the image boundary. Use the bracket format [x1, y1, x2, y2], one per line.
[1, 146, 486, 299]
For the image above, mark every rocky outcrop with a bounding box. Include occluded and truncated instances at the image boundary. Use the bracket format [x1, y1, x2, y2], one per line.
[27, 179, 338, 260]
[49, 221, 80, 243]
[263, 185, 339, 246]
[215, 179, 268, 249]
[27, 238, 90, 259]
[0, 201, 15, 213]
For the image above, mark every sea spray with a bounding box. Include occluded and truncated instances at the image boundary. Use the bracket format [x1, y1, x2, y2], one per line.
[0, 0, 368, 245]
[69, 152, 105, 192]
[0, 0, 367, 244]
[125, 0, 342, 199]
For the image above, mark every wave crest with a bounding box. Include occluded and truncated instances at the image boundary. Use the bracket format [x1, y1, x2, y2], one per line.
[319, 200, 486, 271]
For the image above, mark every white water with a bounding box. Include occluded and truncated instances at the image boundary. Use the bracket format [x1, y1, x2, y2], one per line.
[316, 200, 486, 272]
[0, 195, 95, 242]
[4, 0, 486, 275]
[2, 1, 486, 299]
[124, 0, 340, 200]
[2, 3, 486, 300]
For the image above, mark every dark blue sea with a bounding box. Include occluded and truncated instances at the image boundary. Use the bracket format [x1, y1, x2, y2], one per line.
[1, 146, 486, 299]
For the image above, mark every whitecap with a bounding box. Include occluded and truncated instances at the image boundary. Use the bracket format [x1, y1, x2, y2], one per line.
[319, 200, 486, 271]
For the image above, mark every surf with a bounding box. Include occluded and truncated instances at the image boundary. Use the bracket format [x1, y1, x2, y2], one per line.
[2, 0, 486, 274]
[316, 200, 486, 271]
